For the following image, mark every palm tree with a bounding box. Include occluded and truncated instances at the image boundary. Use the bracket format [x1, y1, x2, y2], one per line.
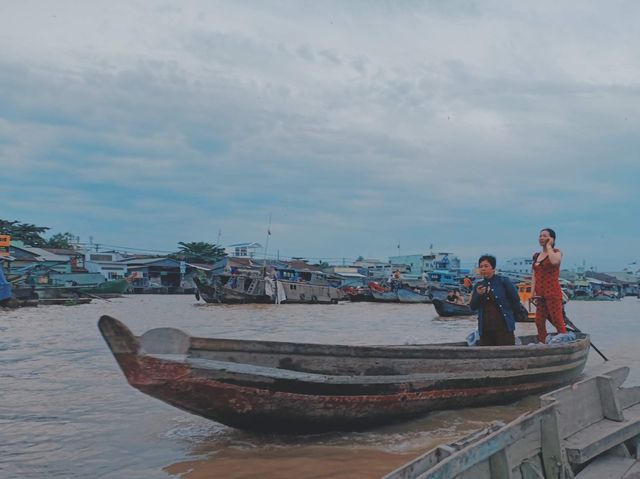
[0, 219, 49, 246]
[172, 242, 227, 264]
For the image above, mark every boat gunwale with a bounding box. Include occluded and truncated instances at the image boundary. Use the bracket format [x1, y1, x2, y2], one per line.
[184, 334, 590, 359]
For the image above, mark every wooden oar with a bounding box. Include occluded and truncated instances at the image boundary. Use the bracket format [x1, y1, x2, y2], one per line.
[532, 296, 608, 361]
[562, 310, 608, 362]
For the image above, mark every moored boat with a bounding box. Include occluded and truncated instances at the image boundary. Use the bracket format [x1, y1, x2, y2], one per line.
[368, 281, 399, 302]
[79, 278, 131, 295]
[432, 298, 476, 317]
[99, 315, 590, 434]
[396, 287, 432, 303]
[516, 282, 536, 321]
[193, 276, 271, 304]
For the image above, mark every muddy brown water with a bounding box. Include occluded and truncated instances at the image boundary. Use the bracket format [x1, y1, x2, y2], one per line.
[2, 295, 638, 478]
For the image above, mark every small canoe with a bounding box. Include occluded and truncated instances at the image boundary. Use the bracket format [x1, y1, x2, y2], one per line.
[432, 299, 476, 317]
[99, 315, 590, 434]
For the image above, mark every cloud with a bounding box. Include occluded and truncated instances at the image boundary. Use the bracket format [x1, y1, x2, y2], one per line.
[1, 1, 640, 268]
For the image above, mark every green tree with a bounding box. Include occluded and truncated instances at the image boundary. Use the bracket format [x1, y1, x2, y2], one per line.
[170, 242, 227, 264]
[46, 232, 77, 249]
[0, 219, 49, 246]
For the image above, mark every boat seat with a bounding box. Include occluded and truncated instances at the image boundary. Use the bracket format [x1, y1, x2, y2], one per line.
[540, 367, 640, 466]
[573, 453, 636, 478]
[564, 402, 640, 465]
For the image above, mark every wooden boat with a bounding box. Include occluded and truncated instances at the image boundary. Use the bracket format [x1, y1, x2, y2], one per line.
[79, 279, 131, 295]
[193, 276, 271, 304]
[573, 291, 621, 301]
[340, 286, 375, 302]
[39, 297, 92, 306]
[432, 298, 476, 317]
[194, 274, 343, 304]
[516, 281, 537, 321]
[370, 289, 399, 302]
[396, 287, 432, 303]
[384, 366, 640, 479]
[99, 315, 590, 434]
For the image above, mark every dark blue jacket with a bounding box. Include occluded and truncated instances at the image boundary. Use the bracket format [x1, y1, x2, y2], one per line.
[469, 274, 520, 335]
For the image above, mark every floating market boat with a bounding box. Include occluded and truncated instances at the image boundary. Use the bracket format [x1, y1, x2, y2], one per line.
[396, 287, 432, 303]
[432, 298, 476, 317]
[79, 278, 131, 295]
[193, 276, 271, 304]
[99, 315, 590, 434]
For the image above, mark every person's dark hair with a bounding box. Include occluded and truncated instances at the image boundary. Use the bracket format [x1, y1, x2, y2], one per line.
[541, 228, 556, 244]
[478, 254, 496, 268]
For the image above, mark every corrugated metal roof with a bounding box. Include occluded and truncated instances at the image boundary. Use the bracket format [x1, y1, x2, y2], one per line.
[20, 247, 69, 262]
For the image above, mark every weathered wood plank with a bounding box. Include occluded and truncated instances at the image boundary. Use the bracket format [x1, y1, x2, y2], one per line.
[564, 402, 640, 464]
[618, 386, 640, 410]
[489, 449, 510, 479]
[597, 375, 624, 421]
[573, 454, 635, 478]
[407, 405, 555, 479]
[383, 424, 504, 479]
[544, 379, 604, 438]
[540, 405, 565, 478]
[519, 458, 546, 479]
[622, 460, 640, 478]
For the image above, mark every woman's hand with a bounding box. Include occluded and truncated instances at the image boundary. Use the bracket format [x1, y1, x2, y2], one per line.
[476, 284, 487, 295]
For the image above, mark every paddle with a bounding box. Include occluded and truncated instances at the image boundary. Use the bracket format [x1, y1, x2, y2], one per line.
[562, 310, 608, 362]
[532, 296, 608, 361]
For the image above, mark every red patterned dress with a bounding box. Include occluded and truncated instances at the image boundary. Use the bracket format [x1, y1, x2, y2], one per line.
[532, 250, 567, 342]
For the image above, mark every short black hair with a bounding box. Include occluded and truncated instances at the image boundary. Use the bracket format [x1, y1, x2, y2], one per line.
[478, 254, 496, 268]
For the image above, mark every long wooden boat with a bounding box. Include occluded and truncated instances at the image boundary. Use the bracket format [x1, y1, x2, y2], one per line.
[396, 287, 432, 303]
[370, 289, 399, 302]
[432, 298, 476, 317]
[99, 315, 590, 434]
[79, 278, 131, 295]
[193, 276, 271, 304]
[385, 366, 640, 479]
[194, 276, 342, 304]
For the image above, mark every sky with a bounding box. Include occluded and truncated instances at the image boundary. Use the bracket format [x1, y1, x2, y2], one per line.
[1, 1, 639, 271]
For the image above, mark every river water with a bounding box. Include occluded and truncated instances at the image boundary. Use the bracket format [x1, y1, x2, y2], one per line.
[2, 295, 639, 478]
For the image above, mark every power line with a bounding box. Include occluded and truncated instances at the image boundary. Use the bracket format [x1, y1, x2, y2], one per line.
[91, 243, 176, 254]
[88, 242, 361, 263]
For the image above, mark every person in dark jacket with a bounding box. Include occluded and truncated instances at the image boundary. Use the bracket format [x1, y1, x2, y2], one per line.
[469, 254, 521, 346]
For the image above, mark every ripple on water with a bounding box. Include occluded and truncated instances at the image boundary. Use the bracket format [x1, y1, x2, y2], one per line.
[2, 295, 638, 478]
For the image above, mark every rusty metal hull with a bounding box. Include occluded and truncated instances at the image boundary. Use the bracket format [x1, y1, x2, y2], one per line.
[98, 315, 590, 434]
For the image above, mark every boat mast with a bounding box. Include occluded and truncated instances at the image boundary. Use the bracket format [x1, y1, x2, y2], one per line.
[263, 214, 272, 275]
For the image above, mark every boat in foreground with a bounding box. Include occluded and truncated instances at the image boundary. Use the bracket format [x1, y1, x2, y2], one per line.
[385, 366, 639, 479]
[98, 315, 590, 434]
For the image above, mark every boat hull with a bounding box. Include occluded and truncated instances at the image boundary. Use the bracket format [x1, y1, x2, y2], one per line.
[370, 290, 399, 302]
[193, 277, 271, 304]
[79, 279, 130, 295]
[396, 288, 431, 303]
[99, 316, 590, 434]
[432, 299, 476, 317]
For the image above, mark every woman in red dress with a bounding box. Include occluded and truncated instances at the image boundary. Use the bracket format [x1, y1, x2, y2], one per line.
[532, 228, 567, 342]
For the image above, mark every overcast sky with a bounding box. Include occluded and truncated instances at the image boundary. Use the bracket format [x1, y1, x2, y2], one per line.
[2, 1, 639, 270]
